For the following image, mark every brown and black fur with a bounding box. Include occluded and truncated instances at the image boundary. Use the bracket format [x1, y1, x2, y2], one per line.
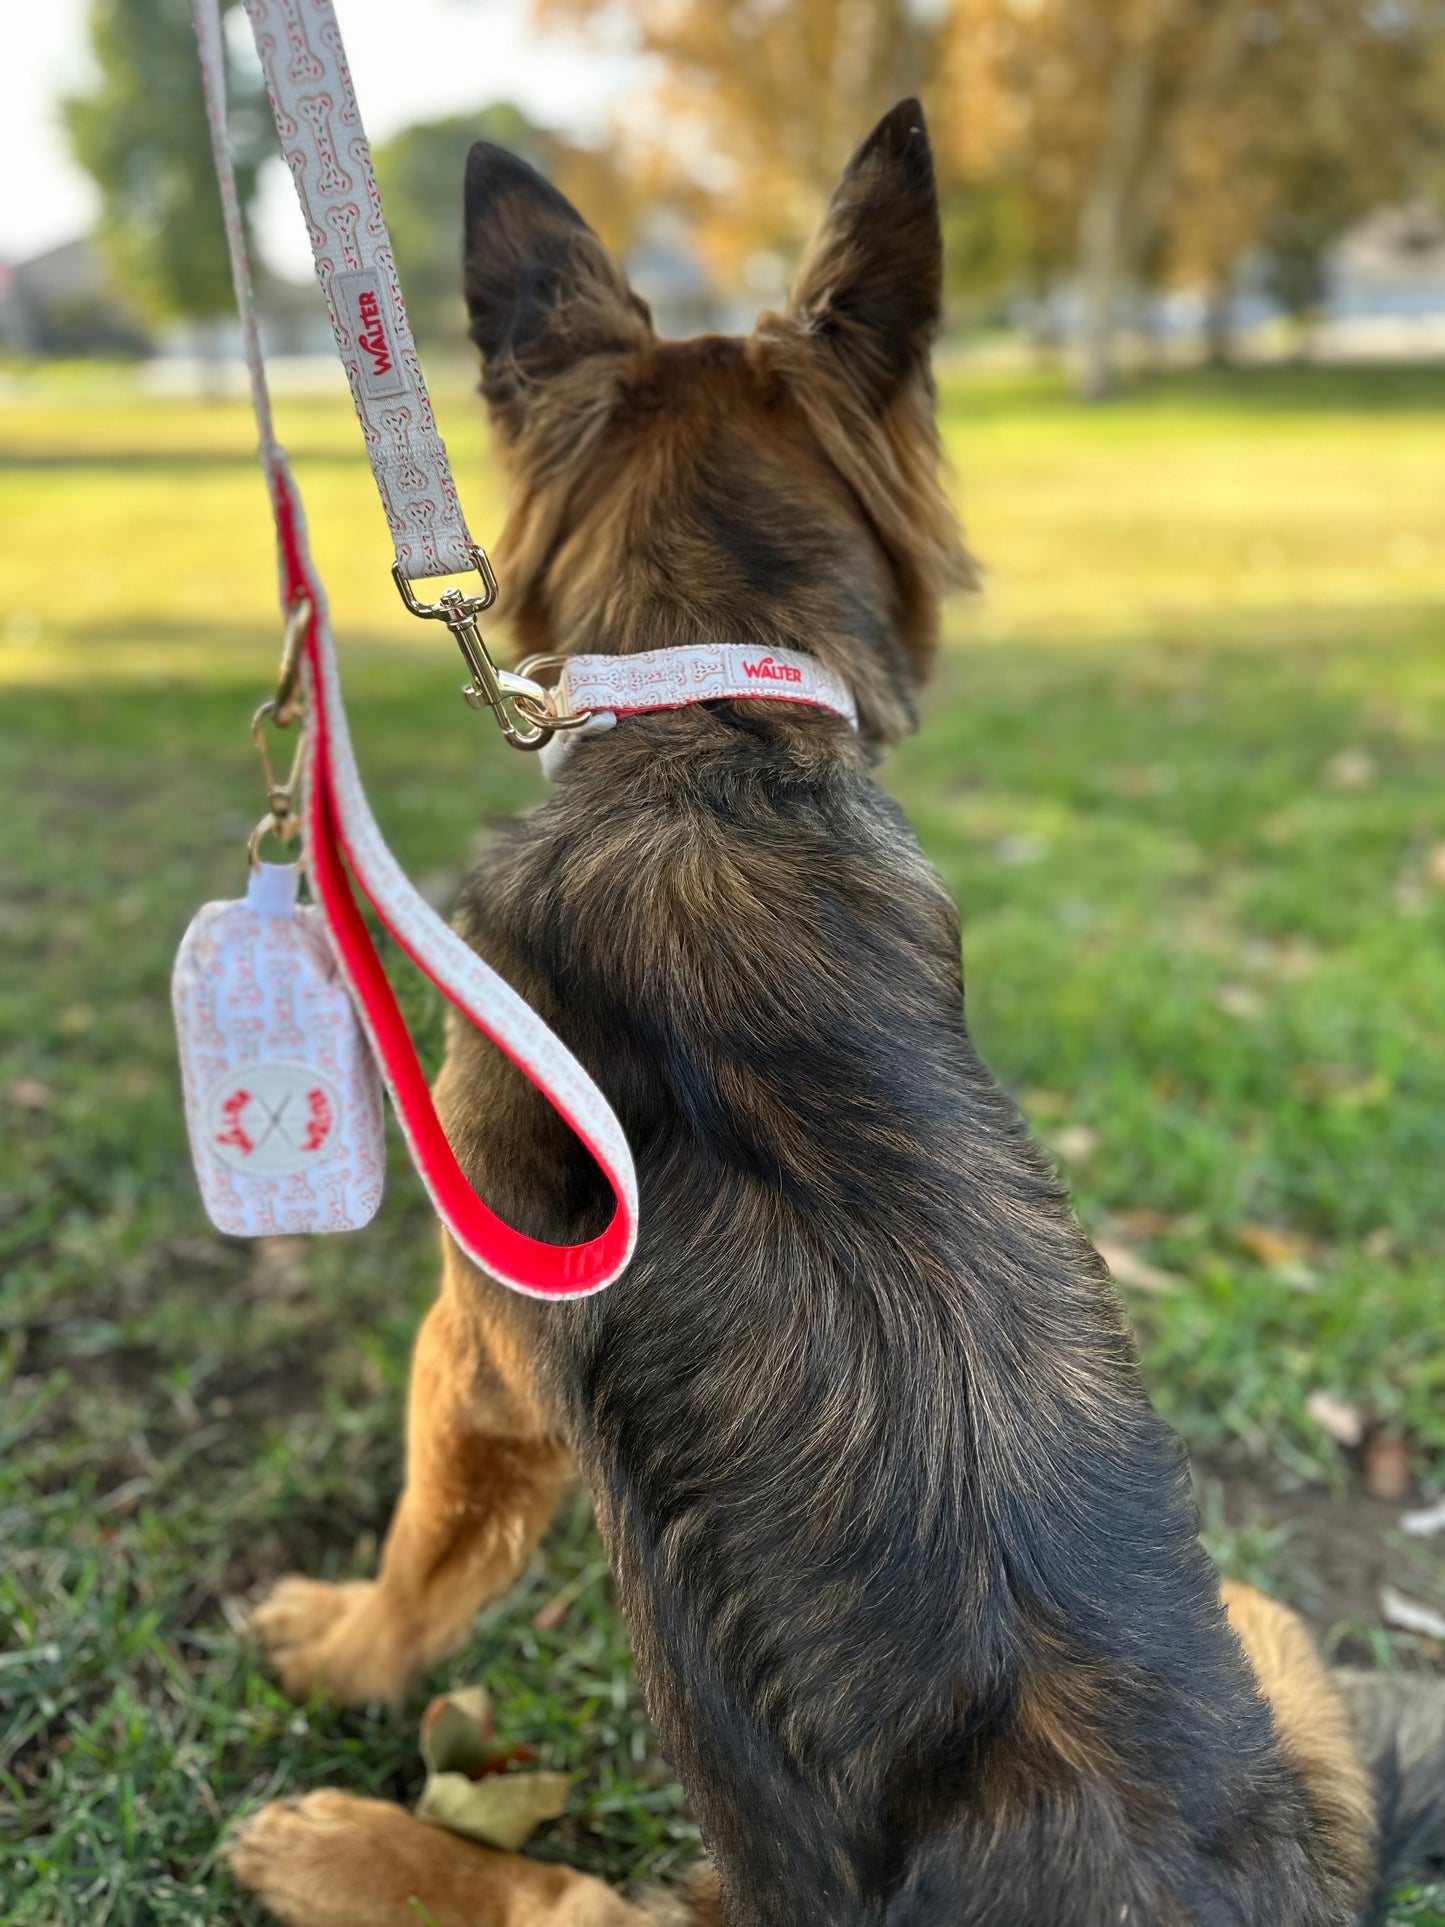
[231, 102, 1445, 1927]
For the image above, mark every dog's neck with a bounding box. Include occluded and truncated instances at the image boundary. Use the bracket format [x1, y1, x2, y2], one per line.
[511, 606, 920, 750]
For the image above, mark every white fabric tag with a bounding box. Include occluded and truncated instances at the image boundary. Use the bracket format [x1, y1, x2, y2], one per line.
[172, 863, 385, 1237]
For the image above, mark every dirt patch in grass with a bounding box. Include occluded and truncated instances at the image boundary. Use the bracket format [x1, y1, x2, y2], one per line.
[1207, 1460, 1445, 1671]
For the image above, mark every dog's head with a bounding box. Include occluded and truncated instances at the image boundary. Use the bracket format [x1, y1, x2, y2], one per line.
[463, 100, 974, 744]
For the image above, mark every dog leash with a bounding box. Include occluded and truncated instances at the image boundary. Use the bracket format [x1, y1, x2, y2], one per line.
[189, 0, 637, 1299]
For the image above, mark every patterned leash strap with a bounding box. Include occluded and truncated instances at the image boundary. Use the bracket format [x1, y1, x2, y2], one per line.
[192, 0, 638, 1299]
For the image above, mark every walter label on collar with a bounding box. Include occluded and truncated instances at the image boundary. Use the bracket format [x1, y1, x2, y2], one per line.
[533, 642, 860, 779]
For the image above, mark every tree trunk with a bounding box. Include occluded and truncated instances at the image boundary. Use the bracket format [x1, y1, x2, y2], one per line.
[1204, 280, 1235, 366]
[1075, 35, 1156, 401]
[1076, 0, 1255, 400]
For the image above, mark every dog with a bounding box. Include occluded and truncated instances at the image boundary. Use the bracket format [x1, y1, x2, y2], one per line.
[227, 101, 1445, 1927]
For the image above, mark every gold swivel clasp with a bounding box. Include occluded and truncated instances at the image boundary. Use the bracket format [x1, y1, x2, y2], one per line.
[391, 548, 587, 752]
[247, 595, 311, 867]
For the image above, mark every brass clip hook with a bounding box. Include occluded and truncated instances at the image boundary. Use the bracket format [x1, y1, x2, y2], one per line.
[247, 595, 311, 866]
[391, 551, 585, 751]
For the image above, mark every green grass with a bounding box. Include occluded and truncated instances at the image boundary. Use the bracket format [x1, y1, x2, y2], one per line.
[2, 360, 1443, 1923]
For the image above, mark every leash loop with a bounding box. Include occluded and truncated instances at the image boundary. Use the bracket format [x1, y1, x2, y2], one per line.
[191, 0, 639, 1299]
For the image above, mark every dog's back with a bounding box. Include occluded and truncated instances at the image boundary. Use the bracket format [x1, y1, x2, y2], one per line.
[449, 105, 1441, 1925]
[471, 688, 1369, 1925]
[231, 100, 1445, 1927]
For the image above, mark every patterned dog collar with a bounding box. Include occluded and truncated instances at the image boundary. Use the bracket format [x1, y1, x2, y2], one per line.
[535, 644, 858, 778]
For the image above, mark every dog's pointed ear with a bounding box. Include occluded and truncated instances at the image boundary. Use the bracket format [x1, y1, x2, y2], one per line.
[784, 99, 941, 412]
[463, 143, 652, 438]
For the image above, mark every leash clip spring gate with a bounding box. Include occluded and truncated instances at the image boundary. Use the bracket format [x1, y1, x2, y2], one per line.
[247, 595, 312, 866]
[391, 548, 589, 752]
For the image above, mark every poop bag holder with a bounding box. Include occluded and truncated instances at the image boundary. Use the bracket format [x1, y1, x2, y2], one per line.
[172, 862, 385, 1236]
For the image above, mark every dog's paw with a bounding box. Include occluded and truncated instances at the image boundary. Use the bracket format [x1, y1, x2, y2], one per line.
[251, 1577, 414, 1708]
[226, 1791, 460, 1927]
[225, 1790, 644, 1927]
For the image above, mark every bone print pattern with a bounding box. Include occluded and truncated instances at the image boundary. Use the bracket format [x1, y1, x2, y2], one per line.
[280, 1168, 322, 1231]
[240, 0, 477, 578]
[192, 0, 640, 1297]
[317, 16, 358, 123]
[558, 644, 860, 728]
[173, 866, 384, 1239]
[380, 408, 430, 494]
[353, 139, 385, 238]
[299, 95, 352, 196]
[278, 0, 324, 82]
[322, 198, 363, 270]
[263, 952, 307, 1054]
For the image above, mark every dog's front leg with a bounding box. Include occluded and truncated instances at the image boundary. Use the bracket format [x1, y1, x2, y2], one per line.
[255, 1239, 574, 1706]
[227, 1791, 649, 1927]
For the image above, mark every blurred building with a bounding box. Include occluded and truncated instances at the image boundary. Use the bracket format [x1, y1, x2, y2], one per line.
[0, 238, 151, 357]
[1328, 203, 1445, 349]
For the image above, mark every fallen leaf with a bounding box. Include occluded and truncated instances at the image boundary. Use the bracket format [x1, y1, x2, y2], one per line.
[1305, 1390, 1364, 1449]
[1363, 1429, 1413, 1502]
[1268, 939, 1319, 982]
[220, 1593, 252, 1639]
[1216, 983, 1265, 1019]
[1379, 1588, 1445, 1642]
[994, 833, 1048, 866]
[420, 1688, 495, 1778]
[1049, 1124, 1100, 1165]
[1323, 748, 1376, 791]
[416, 1769, 571, 1851]
[4, 1078, 52, 1109]
[1400, 1498, 1445, 1540]
[1236, 1224, 1309, 1270]
[1291, 1065, 1390, 1109]
[532, 1583, 585, 1633]
[1108, 1209, 1187, 1241]
[1022, 1089, 1072, 1119]
[1362, 1227, 1398, 1260]
[415, 1687, 569, 1850]
[1426, 843, 1445, 889]
[1096, 1240, 1183, 1295]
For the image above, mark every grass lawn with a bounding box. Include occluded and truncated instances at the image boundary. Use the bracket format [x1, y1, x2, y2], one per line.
[2, 358, 1443, 1923]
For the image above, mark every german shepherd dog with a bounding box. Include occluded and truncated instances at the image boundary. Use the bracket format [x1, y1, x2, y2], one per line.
[228, 103, 1445, 1927]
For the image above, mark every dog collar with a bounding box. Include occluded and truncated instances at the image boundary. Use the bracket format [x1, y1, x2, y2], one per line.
[532, 644, 859, 779]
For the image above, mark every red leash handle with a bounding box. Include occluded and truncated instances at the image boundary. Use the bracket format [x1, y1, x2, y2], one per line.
[271, 469, 638, 1300]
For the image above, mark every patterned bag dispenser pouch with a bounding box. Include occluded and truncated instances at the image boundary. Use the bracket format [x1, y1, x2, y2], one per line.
[172, 862, 385, 1237]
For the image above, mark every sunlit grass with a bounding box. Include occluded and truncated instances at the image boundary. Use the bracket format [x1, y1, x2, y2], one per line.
[2, 359, 1442, 1924]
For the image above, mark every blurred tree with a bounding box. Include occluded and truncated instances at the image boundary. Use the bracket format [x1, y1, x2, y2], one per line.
[947, 0, 1269, 397]
[538, 0, 950, 287]
[64, 0, 268, 331]
[945, 0, 1445, 397]
[374, 109, 558, 346]
[1166, 1, 1440, 356]
[375, 106, 644, 344]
